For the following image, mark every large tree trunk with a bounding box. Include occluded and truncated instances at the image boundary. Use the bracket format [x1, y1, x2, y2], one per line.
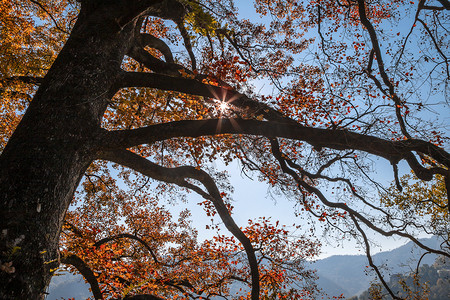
[0, 4, 135, 298]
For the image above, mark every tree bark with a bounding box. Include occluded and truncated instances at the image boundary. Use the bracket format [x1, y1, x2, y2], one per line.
[0, 3, 135, 298]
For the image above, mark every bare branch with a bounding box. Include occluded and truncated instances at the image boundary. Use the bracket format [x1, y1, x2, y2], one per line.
[176, 20, 197, 70]
[269, 138, 449, 258]
[417, 18, 449, 79]
[350, 215, 403, 300]
[357, 0, 411, 139]
[392, 162, 403, 191]
[437, 0, 450, 10]
[29, 0, 70, 34]
[422, 5, 446, 10]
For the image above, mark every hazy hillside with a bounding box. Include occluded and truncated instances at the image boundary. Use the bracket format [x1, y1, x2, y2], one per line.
[355, 256, 449, 300]
[314, 236, 442, 298]
[314, 254, 371, 297]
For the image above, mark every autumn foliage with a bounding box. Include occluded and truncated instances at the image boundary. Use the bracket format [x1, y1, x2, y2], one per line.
[62, 163, 320, 299]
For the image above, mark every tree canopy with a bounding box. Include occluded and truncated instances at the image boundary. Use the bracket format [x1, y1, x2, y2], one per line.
[0, 0, 449, 299]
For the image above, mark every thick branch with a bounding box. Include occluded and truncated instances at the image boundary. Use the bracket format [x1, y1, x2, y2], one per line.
[115, 71, 291, 122]
[61, 254, 103, 300]
[79, 0, 185, 28]
[128, 46, 181, 76]
[176, 20, 197, 70]
[100, 119, 450, 173]
[140, 33, 174, 63]
[423, 5, 446, 10]
[437, 0, 450, 10]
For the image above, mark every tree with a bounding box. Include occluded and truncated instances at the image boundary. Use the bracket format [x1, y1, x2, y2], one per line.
[0, 0, 449, 299]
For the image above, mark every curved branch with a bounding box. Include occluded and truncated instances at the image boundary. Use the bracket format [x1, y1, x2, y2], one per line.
[29, 0, 70, 34]
[284, 155, 393, 217]
[417, 18, 449, 79]
[94, 233, 159, 264]
[128, 46, 181, 76]
[60, 254, 103, 300]
[415, 251, 431, 275]
[99, 149, 260, 300]
[140, 33, 174, 63]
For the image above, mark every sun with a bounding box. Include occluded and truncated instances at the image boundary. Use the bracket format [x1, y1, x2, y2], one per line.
[218, 101, 229, 112]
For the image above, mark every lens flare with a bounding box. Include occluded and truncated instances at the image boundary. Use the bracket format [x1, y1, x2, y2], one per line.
[218, 102, 229, 112]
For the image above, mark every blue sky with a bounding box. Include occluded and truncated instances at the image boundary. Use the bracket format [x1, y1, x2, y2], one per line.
[170, 157, 418, 259]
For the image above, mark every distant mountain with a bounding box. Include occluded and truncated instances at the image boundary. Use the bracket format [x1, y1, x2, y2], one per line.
[316, 275, 351, 297]
[314, 254, 371, 297]
[313, 236, 443, 298]
[355, 256, 450, 300]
